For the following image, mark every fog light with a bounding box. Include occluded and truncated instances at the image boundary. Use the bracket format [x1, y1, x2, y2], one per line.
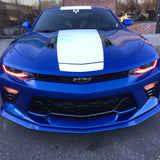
[3, 87, 19, 103]
[3, 87, 19, 94]
[144, 82, 159, 98]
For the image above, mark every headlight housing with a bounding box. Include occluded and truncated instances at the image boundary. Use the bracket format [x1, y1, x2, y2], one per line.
[2, 65, 34, 80]
[129, 60, 158, 76]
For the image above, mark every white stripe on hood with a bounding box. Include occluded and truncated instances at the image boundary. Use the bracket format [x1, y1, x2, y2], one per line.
[57, 29, 104, 72]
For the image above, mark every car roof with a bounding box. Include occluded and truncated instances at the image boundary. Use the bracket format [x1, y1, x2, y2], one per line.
[43, 6, 110, 12]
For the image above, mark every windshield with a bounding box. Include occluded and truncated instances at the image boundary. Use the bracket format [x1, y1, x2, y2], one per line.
[32, 9, 122, 32]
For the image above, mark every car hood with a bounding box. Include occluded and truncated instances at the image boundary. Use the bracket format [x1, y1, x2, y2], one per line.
[2, 29, 158, 76]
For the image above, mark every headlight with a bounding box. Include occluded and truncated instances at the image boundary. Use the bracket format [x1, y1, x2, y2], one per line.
[129, 60, 158, 76]
[2, 65, 34, 80]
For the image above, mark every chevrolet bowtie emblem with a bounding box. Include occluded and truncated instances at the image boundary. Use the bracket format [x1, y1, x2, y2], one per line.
[73, 77, 92, 84]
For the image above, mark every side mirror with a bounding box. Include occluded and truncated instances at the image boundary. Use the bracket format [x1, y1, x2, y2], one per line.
[123, 19, 134, 28]
[21, 22, 31, 32]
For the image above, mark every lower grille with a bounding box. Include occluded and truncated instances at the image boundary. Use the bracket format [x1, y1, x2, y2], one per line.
[28, 93, 136, 119]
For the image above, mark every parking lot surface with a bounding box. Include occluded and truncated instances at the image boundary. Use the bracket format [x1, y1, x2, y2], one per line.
[0, 37, 160, 160]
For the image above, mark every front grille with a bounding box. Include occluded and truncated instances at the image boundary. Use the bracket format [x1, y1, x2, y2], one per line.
[28, 93, 136, 119]
[33, 71, 129, 84]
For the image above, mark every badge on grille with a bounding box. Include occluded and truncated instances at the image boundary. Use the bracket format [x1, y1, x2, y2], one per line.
[73, 77, 92, 84]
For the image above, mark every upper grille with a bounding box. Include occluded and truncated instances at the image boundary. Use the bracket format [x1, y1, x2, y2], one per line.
[33, 70, 129, 84]
[28, 93, 136, 119]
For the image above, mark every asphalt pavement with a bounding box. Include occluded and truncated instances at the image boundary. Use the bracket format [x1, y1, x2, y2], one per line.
[0, 35, 160, 160]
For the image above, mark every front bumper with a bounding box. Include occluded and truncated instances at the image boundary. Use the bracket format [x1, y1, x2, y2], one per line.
[1, 98, 160, 133]
[0, 68, 160, 133]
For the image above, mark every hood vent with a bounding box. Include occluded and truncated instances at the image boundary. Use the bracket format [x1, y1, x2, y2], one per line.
[100, 35, 112, 48]
[47, 37, 57, 49]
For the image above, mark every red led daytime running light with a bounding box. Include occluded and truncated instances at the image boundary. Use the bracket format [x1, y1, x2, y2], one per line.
[134, 60, 158, 74]
[4, 87, 19, 94]
[144, 82, 158, 90]
[2, 65, 29, 78]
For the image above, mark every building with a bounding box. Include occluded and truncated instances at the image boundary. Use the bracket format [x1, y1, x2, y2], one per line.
[0, 0, 160, 38]
[63, 0, 160, 34]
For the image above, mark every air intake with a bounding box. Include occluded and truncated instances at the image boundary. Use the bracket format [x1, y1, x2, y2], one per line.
[144, 82, 159, 98]
[100, 35, 112, 48]
[46, 37, 57, 49]
[3, 87, 19, 103]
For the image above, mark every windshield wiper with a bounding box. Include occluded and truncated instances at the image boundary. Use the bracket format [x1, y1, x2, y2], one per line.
[37, 29, 57, 33]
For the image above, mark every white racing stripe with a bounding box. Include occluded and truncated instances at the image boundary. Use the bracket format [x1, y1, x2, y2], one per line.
[59, 63, 104, 72]
[60, 6, 92, 10]
[57, 29, 104, 72]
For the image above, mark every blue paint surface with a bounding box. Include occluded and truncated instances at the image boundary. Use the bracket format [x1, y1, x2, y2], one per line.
[0, 7, 160, 133]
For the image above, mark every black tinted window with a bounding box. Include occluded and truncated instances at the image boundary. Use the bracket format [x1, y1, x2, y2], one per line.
[33, 9, 122, 32]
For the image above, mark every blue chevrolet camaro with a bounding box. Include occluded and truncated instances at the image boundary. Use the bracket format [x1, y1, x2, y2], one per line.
[0, 6, 159, 133]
